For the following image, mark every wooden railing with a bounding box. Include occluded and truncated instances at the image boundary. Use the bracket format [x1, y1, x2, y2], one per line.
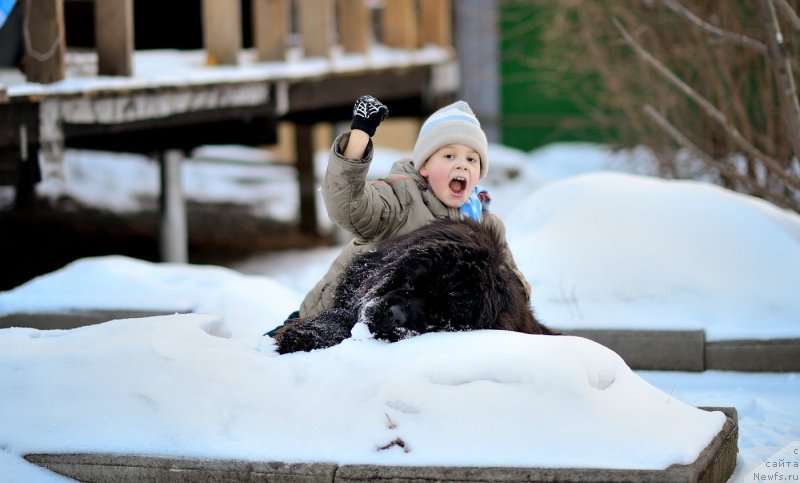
[23, 0, 453, 84]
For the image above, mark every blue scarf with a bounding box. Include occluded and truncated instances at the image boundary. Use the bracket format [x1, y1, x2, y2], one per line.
[0, 0, 16, 28]
[460, 185, 491, 222]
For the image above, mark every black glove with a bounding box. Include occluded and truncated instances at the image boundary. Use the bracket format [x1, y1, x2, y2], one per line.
[351, 95, 389, 137]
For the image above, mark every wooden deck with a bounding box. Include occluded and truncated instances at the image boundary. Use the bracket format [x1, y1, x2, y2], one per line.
[0, 0, 457, 262]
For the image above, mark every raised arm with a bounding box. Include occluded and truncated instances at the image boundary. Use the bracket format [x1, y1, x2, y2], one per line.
[324, 96, 395, 240]
[344, 95, 389, 159]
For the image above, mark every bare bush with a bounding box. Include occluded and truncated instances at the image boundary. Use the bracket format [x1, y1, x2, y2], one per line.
[516, 0, 800, 212]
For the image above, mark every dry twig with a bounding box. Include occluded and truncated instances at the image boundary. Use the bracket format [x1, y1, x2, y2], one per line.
[774, 0, 800, 31]
[613, 16, 800, 191]
[643, 104, 798, 210]
[661, 0, 768, 54]
[377, 438, 410, 453]
[759, 0, 800, 162]
[385, 413, 397, 430]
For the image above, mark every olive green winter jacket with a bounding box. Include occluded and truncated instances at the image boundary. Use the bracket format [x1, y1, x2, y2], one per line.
[299, 131, 530, 318]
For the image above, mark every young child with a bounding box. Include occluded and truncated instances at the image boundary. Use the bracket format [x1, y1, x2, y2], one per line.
[270, 95, 529, 334]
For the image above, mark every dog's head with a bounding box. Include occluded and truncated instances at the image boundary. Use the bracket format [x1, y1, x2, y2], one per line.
[356, 220, 531, 341]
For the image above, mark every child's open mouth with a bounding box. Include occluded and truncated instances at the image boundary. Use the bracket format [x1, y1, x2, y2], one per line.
[449, 176, 467, 196]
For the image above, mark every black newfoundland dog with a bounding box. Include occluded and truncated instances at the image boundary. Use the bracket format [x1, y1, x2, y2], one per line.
[273, 219, 553, 354]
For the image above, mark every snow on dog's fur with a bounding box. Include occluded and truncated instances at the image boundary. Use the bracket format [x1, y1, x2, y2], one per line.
[273, 219, 553, 354]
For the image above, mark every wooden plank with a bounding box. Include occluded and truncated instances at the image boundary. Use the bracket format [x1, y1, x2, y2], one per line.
[201, 0, 242, 65]
[337, 0, 370, 54]
[298, 0, 335, 58]
[252, 0, 288, 61]
[420, 0, 451, 47]
[382, 0, 417, 49]
[94, 0, 134, 76]
[285, 67, 430, 114]
[63, 107, 278, 153]
[22, 0, 65, 84]
[294, 122, 318, 236]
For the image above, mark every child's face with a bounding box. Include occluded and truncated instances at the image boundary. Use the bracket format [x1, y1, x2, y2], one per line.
[419, 144, 481, 208]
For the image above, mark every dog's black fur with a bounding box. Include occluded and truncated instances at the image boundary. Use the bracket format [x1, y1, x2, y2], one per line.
[273, 219, 553, 353]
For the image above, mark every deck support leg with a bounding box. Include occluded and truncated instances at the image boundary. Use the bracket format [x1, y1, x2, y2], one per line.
[13, 123, 39, 210]
[158, 149, 188, 263]
[294, 122, 318, 237]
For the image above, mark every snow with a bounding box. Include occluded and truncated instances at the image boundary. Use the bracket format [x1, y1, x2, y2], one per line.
[506, 172, 800, 341]
[0, 141, 799, 481]
[1, 46, 453, 98]
[0, 316, 723, 470]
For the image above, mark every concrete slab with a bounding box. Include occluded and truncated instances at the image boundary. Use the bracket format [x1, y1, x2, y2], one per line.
[23, 454, 338, 482]
[706, 339, 800, 372]
[560, 329, 706, 372]
[0, 309, 188, 330]
[25, 408, 737, 483]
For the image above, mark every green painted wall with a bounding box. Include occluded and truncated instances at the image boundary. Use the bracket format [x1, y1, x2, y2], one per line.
[499, 2, 610, 150]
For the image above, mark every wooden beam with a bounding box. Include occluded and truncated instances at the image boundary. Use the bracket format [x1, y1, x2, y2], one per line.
[23, 0, 65, 84]
[294, 123, 319, 236]
[420, 0, 451, 47]
[382, 0, 417, 49]
[94, 0, 134, 76]
[202, 0, 242, 65]
[298, 0, 335, 58]
[159, 149, 188, 263]
[252, 0, 288, 61]
[337, 0, 370, 54]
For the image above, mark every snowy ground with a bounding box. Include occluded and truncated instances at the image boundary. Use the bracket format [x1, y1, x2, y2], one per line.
[1, 142, 799, 482]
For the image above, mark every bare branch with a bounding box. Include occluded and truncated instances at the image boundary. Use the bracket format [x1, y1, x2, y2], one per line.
[661, 0, 768, 55]
[642, 104, 796, 206]
[760, 0, 800, 161]
[613, 16, 800, 191]
[773, 0, 800, 31]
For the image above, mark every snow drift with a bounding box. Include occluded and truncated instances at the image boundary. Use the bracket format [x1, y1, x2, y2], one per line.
[0, 313, 725, 469]
[508, 172, 800, 340]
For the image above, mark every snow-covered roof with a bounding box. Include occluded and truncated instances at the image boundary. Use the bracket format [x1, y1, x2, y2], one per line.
[1, 46, 454, 99]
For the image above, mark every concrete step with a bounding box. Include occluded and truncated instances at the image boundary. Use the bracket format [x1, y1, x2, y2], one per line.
[25, 407, 738, 483]
[561, 328, 800, 372]
[0, 309, 188, 331]
[560, 329, 706, 371]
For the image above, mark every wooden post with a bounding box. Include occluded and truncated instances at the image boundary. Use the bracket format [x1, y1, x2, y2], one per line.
[420, 0, 451, 47]
[202, 0, 242, 65]
[455, 0, 499, 142]
[382, 0, 417, 50]
[252, 0, 288, 61]
[14, 122, 39, 210]
[159, 150, 188, 264]
[294, 123, 318, 236]
[94, 0, 134, 76]
[298, 0, 334, 58]
[22, 0, 65, 84]
[337, 0, 370, 54]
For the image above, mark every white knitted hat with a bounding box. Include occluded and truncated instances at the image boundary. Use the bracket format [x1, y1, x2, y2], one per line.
[412, 101, 489, 179]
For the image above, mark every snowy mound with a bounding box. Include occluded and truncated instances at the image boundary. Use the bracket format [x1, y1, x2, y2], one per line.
[508, 172, 800, 340]
[0, 314, 724, 469]
[0, 256, 302, 343]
